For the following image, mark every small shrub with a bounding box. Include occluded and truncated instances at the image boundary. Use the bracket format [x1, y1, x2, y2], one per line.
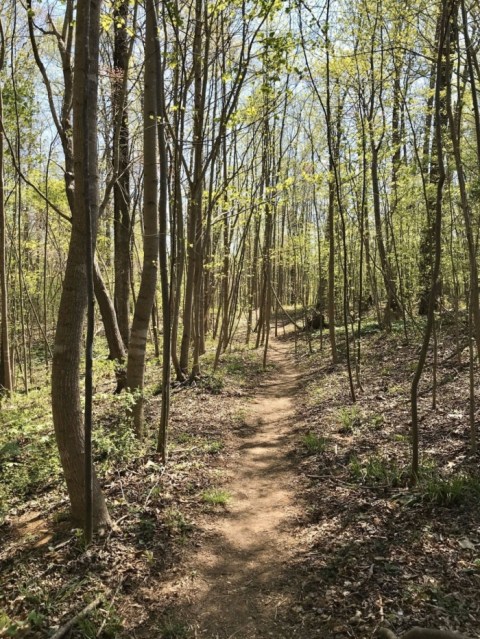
[356, 321, 381, 337]
[388, 384, 404, 396]
[421, 474, 480, 507]
[201, 488, 231, 505]
[0, 611, 15, 635]
[204, 440, 223, 454]
[158, 617, 188, 639]
[0, 608, 44, 637]
[368, 413, 384, 430]
[138, 515, 156, 542]
[198, 374, 224, 394]
[391, 320, 406, 334]
[302, 433, 327, 454]
[338, 406, 362, 433]
[93, 419, 139, 468]
[225, 355, 245, 375]
[164, 507, 193, 534]
[232, 408, 248, 426]
[26, 611, 45, 630]
[223, 351, 262, 377]
[349, 455, 404, 487]
[366, 456, 403, 486]
[349, 456, 363, 481]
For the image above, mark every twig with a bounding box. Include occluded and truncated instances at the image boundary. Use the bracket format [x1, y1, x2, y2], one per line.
[227, 626, 251, 639]
[96, 580, 123, 638]
[50, 596, 103, 639]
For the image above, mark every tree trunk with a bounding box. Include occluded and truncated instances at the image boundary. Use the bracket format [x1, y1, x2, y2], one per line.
[410, 0, 450, 485]
[112, 0, 131, 347]
[418, 15, 442, 316]
[0, 21, 12, 393]
[180, 0, 204, 378]
[155, 12, 171, 461]
[93, 260, 126, 362]
[126, 0, 158, 437]
[51, 0, 110, 528]
[27, 0, 126, 368]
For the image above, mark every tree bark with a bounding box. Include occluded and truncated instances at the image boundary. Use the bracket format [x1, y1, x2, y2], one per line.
[180, 0, 204, 379]
[93, 261, 126, 362]
[0, 20, 12, 393]
[410, 0, 450, 485]
[112, 0, 132, 347]
[51, 0, 110, 528]
[155, 7, 171, 461]
[126, 0, 158, 437]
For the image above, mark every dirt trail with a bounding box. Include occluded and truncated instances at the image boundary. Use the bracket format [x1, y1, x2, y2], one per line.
[186, 336, 303, 639]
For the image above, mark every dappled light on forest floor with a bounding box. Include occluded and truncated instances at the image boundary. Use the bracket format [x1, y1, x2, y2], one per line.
[1, 322, 480, 638]
[122, 334, 308, 639]
[289, 322, 480, 638]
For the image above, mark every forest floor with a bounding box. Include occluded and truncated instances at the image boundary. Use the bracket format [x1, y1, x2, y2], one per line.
[159, 334, 307, 639]
[1, 317, 480, 638]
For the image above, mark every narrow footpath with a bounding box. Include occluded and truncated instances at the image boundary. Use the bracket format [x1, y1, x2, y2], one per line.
[185, 336, 304, 638]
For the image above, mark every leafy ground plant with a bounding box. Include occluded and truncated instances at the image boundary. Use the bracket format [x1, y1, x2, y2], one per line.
[302, 432, 327, 454]
[157, 616, 189, 639]
[337, 405, 362, 433]
[421, 474, 480, 506]
[201, 488, 231, 506]
[349, 454, 405, 487]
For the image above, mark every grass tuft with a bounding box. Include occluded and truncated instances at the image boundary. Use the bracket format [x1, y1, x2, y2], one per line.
[302, 432, 327, 454]
[337, 406, 362, 433]
[204, 440, 223, 454]
[201, 488, 231, 506]
[349, 455, 404, 487]
[158, 617, 189, 639]
[421, 474, 480, 507]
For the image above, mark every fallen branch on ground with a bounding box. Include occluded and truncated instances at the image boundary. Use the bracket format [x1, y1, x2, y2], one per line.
[49, 595, 103, 639]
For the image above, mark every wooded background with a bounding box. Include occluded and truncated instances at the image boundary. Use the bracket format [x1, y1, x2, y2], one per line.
[0, 0, 479, 535]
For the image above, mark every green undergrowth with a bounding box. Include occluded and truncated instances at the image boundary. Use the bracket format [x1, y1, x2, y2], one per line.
[0, 387, 146, 524]
[303, 432, 327, 454]
[349, 454, 406, 488]
[168, 432, 224, 457]
[201, 345, 268, 385]
[0, 565, 115, 639]
[77, 603, 123, 639]
[0, 339, 264, 524]
[420, 472, 480, 506]
[354, 320, 381, 337]
[347, 453, 480, 506]
[201, 488, 231, 505]
[0, 608, 48, 637]
[337, 405, 362, 433]
[0, 389, 60, 524]
[157, 616, 189, 639]
[304, 405, 384, 435]
[150, 344, 266, 397]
